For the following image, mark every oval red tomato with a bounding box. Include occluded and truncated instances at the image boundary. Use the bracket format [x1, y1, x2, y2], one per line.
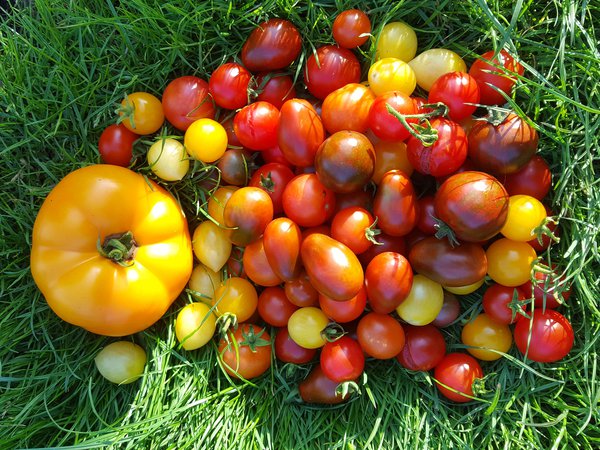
[278, 99, 325, 167]
[373, 170, 418, 237]
[434, 353, 483, 403]
[303, 45, 361, 99]
[241, 18, 302, 72]
[365, 252, 413, 314]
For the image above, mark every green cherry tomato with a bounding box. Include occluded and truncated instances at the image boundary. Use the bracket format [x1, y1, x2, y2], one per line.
[396, 274, 444, 325]
[95, 341, 147, 384]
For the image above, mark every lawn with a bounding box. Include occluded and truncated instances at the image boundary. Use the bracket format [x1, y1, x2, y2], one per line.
[1, 0, 599, 448]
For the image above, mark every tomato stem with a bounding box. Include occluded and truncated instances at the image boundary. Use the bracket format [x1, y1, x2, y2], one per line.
[116, 95, 136, 130]
[335, 380, 360, 400]
[532, 216, 560, 246]
[97, 231, 137, 267]
[432, 217, 460, 247]
[364, 217, 382, 245]
[385, 102, 448, 147]
[321, 322, 346, 343]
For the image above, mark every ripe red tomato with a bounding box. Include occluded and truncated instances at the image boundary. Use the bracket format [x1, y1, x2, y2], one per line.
[482, 283, 527, 325]
[434, 171, 509, 242]
[321, 83, 375, 134]
[208, 63, 252, 110]
[358, 232, 407, 268]
[431, 291, 460, 328]
[284, 270, 319, 307]
[416, 195, 437, 235]
[241, 18, 302, 72]
[248, 162, 294, 215]
[224, 187, 274, 246]
[233, 101, 280, 150]
[468, 113, 539, 175]
[263, 217, 302, 282]
[368, 91, 418, 141]
[303, 45, 361, 99]
[397, 325, 446, 371]
[257, 287, 298, 327]
[357, 312, 405, 359]
[319, 285, 367, 323]
[373, 170, 418, 237]
[242, 237, 282, 287]
[469, 49, 524, 105]
[320, 336, 365, 382]
[274, 328, 317, 364]
[434, 353, 483, 403]
[218, 324, 272, 379]
[315, 131, 376, 193]
[332, 9, 371, 48]
[501, 155, 552, 200]
[427, 72, 480, 121]
[162, 75, 215, 131]
[299, 364, 349, 404]
[254, 73, 297, 108]
[331, 207, 377, 255]
[278, 99, 325, 167]
[282, 174, 336, 227]
[365, 252, 413, 314]
[406, 118, 468, 177]
[513, 309, 574, 363]
[98, 124, 138, 166]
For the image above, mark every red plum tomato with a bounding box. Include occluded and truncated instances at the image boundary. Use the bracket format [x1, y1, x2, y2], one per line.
[241, 18, 302, 72]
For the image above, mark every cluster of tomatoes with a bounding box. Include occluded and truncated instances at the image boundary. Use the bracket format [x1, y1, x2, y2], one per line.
[95, 11, 574, 402]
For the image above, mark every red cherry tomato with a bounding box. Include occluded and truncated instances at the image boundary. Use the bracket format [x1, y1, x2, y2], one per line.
[284, 270, 319, 307]
[208, 63, 251, 110]
[274, 327, 317, 364]
[513, 309, 574, 362]
[233, 101, 280, 150]
[263, 217, 302, 282]
[278, 99, 325, 167]
[257, 287, 298, 327]
[434, 353, 483, 403]
[357, 312, 405, 359]
[365, 252, 413, 314]
[469, 49, 524, 105]
[303, 45, 361, 100]
[332, 9, 371, 49]
[321, 83, 375, 134]
[373, 170, 418, 237]
[254, 73, 297, 109]
[241, 18, 302, 72]
[98, 124, 138, 166]
[320, 336, 365, 382]
[299, 364, 349, 404]
[282, 174, 336, 227]
[501, 155, 552, 201]
[248, 162, 294, 215]
[162, 75, 215, 131]
[397, 324, 446, 371]
[482, 283, 527, 325]
[319, 285, 367, 323]
[331, 207, 377, 255]
[431, 291, 460, 328]
[428, 72, 480, 121]
[368, 91, 418, 141]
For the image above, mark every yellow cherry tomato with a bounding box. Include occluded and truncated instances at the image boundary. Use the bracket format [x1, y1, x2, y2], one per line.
[461, 313, 512, 361]
[486, 238, 537, 286]
[368, 57, 417, 96]
[188, 264, 221, 301]
[119, 92, 165, 135]
[408, 48, 467, 91]
[444, 278, 485, 295]
[375, 22, 418, 62]
[207, 185, 239, 225]
[396, 274, 444, 325]
[175, 302, 217, 350]
[287, 307, 329, 349]
[500, 195, 547, 242]
[95, 341, 147, 384]
[147, 137, 189, 181]
[184, 118, 228, 163]
[212, 277, 258, 322]
[192, 221, 232, 272]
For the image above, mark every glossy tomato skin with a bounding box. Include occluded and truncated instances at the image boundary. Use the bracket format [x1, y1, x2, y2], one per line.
[98, 124, 138, 167]
[396, 274, 444, 326]
[320, 336, 365, 382]
[319, 285, 367, 323]
[30, 165, 193, 336]
[428, 72, 480, 121]
[284, 270, 319, 307]
[431, 291, 460, 328]
[434, 353, 483, 403]
[468, 113, 539, 175]
[315, 131, 376, 193]
[242, 237, 282, 287]
[365, 252, 413, 314]
[434, 171, 509, 242]
[162, 76, 215, 131]
[241, 18, 302, 72]
[301, 233, 364, 302]
[486, 238, 536, 287]
[224, 187, 274, 246]
[208, 63, 252, 110]
[282, 174, 336, 227]
[373, 170, 418, 237]
[119, 92, 165, 135]
[332, 9, 371, 48]
[263, 217, 302, 281]
[358, 232, 407, 268]
[331, 207, 376, 255]
[408, 237, 487, 287]
[278, 99, 325, 167]
[397, 325, 446, 371]
[304, 45, 362, 100]
[217, 149, 250, 186]
[219, 324, 272, 379]
[233, 101, 280, 150]
[371, 140, 414, 184]
[321, 83, 375, 134]
[254, 73, 297, 109]
[248, 162, 294, 215]
[274, 328, 317, 364]
[469, 49, 523, 105]
[257, 287, 298, 327]
[461, 313, 513, 361]
[368, 91, 418, 141]
[407, 118, 468, 178]
[513, 309, 574, 363]
[357, 312, 406, 359]
[482, 283, 527, 325]
[416, 195, 437, 235]
[501, 155, 552, 200]
[299, 364, 348, 404]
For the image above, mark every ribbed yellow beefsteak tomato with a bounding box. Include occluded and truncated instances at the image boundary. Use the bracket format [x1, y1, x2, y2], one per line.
[30, 165, 193, 336]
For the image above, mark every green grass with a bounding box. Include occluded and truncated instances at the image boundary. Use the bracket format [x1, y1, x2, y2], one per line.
[1, 0, 599, 448]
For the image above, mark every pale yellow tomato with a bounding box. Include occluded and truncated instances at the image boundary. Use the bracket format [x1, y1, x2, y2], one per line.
[408, 48, 467, 91]
[95, 341, 146, 384]
[175, 302, 217, 350]
[192, 221, 232, 272]
[147, 138, 189, 181]
[396, 275, 444, 325]
[188, 264, 221, 300]
[375, 22, 418, 62]
[444, 278, 485, 295]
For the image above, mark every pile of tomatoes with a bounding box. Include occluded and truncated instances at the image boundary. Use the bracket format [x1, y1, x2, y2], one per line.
[49, 10, 575, 401]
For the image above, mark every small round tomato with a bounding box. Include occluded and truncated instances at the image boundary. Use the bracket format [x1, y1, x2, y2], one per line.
[501, 155, 552, 200]
[321, 83, 375, 134]
[299, 364, 349, 404]
[375, 21, 418, 62]
[482, 283, 527, 325]
[248, 162, 294, 215]
[434, 353, 483, 403]
[282, 174, 336, 227]
[368, 57, 417, 96]
[333, 9, 371, 48]
[233, 101, 280, 150]
[253, 73, 296, 109]
[373, 170, 418, 237]
[416, 195, 437, 235]
[224, 186, 274, 246]
[188, 264, 221, 301]
[184, 118, 228, 163]
[365, 252, 413, 314]
[469, 49, 523, 105]
[242, 237, 282, 287]
[284, 271, 319, 307]
[192, 221, 232, 273]
[428, 72, 480, 121]
[217, 149, 250, 186]
[257, 287, 298, 327]
[287, 307, 330, 349]
[278, 99, 325, 167]
[396, 274, 444, 326]
[219, 324, 272, 379]
[461, 313, 513, 361]
[119, 92, 165, 135]
[208, 63, 251, 110]
[331, 207, 377, 255]
[95, 341, 146, 384]
[274, 328, 317, 364]
[98, 124, 138, 166]
[396, 325, 446, 371]
[431, 291, 460, 328]
[147, 137, 189, 181]
[263, 217, 302, 282]
[486, 238, 537, 287]
[319, 285, 367, 323]
[500, 195, 547, 242]
[175, 302, 217, 350]
[513, 309, 574, 363]
[408, 49, 466, 92]
[212, 277, 258, 322]
[357, 312, 405, 359]
[368, 91, 418, 142]
[321, 336, 365, 382]
[162, 75, 215, 131]
[241, 18, 302, 72]
[358, 232, 407, 268]
[303, 45, 361, 100]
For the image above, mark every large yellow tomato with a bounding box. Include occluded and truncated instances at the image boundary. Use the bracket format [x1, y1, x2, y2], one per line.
[30, 165, 193, 336]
